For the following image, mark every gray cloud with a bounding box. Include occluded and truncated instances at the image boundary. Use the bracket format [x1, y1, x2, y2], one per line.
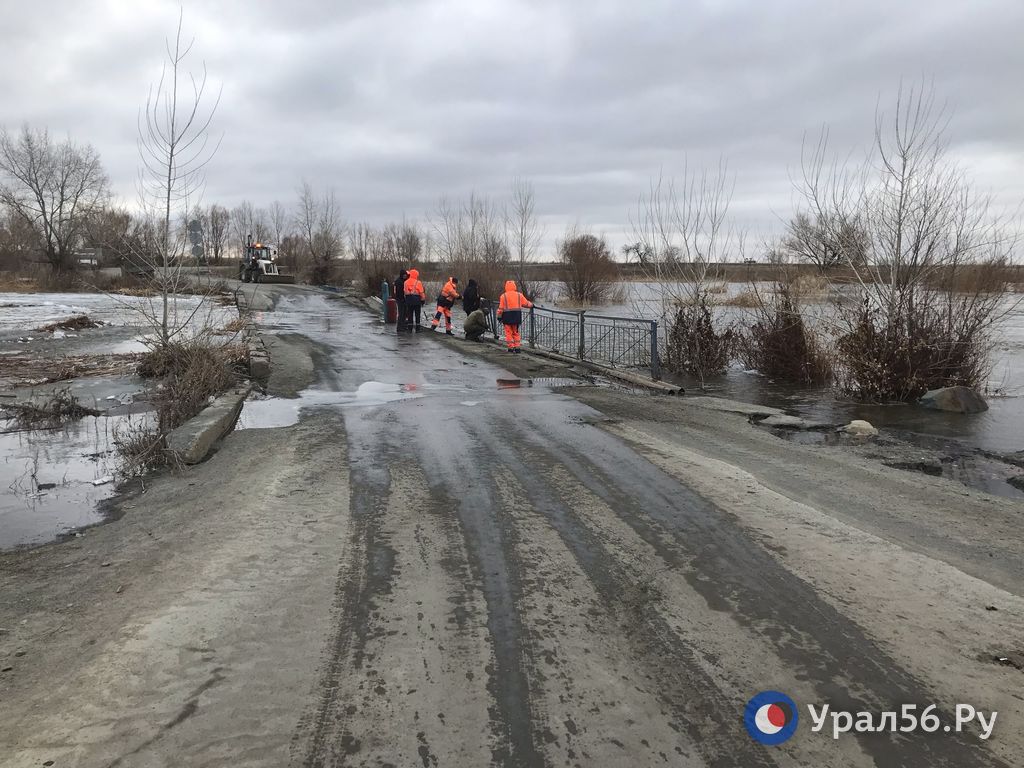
[1, 0, 1021, 254]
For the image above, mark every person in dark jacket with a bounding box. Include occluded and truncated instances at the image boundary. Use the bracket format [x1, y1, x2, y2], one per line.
[462, 278, 481, 315]
[393, 270, 409, 331]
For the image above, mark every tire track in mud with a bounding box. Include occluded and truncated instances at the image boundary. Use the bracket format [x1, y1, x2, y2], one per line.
[512, 412, 1008, 768]
[467, 414, 777, 768]
[488, 468, 713, 767]
[412, 404, 549, 768]
[299, 410, 394, 768]
[299, 402, 542, 767]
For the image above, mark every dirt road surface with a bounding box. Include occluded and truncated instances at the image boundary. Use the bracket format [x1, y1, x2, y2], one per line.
[1, 287, 1022, 768]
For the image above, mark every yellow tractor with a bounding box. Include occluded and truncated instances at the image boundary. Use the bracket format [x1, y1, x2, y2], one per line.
[238, 235, 295, 284]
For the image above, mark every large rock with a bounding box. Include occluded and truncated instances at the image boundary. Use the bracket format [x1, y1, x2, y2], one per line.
[919, 386, 989, 414]
[839, 419, 878, 437]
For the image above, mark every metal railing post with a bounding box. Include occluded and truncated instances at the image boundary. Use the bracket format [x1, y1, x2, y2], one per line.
[577, 311, 586, 360]
[650, 320, 661, 380]
[528, 306, 536, 348]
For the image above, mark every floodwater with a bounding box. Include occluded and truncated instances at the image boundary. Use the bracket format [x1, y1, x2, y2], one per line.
[541, 280, 1024, 457]
[0, 291, 237, 335]
[0, 289, 235, 550]
[0, 411, 152, 549]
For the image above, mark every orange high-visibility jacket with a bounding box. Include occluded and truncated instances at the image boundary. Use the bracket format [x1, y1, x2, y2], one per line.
[438, 277, 460, 307]
[497, 280, 533, 325]
[403, 269, 426, 302]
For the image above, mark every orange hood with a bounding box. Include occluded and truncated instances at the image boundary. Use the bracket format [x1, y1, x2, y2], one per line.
[408, 269, 419, 280]
[504, 280, 517, 293]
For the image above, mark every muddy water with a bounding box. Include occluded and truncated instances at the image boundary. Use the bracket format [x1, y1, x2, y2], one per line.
[0, 289, 235, 550]
[541, 280, 1024, 456]
[0, 412, 152, 549]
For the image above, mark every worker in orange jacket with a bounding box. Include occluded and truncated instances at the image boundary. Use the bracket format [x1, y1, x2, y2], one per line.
[497, 280, 533, 353]
[403, 269, 426, 331]
[431, 276, 461, 334]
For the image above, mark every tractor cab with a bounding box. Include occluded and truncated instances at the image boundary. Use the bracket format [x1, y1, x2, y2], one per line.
[239, 235, 289, 283]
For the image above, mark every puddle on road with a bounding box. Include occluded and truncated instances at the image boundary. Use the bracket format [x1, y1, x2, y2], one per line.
[0, 413, 151, 550]
[238, 382, 425, 429]
[238, 375, 589, 430]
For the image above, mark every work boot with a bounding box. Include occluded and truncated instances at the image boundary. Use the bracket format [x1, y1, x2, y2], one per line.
[445, 329, 453, 336]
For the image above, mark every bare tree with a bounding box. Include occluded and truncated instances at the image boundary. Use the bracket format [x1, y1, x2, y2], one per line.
[296, 181, 344, 285]
[231, 200, 269, 253]
[0, 126, 109, 271]
[430, 192, 510, 298]
[350, 222, 411, 295]
[506, 178, 544, 287]
[0, 205, 41, 269]
[632, 164, 741, 386]
[622, 241, 654, 265]
[134, 10, 222, 350]
[779, 210, 867, 272]
[267, 200, 290, 244]
[799, 82, 1021, 399]
[207, 203, 230, 264]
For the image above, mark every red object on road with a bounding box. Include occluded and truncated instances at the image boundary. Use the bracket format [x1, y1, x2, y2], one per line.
[385, 297, 398, 324]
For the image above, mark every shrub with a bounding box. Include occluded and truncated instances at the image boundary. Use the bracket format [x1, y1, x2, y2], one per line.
[835, 298, 990, 400]
[138, 341, 239, 431]
[664, 293, 735, 385]
[739, 285, 833, 385]
[558, 231, 620, 304]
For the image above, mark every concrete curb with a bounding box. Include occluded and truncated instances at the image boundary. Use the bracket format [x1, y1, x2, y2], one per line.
[166, 386, 251, 465]
[504, 344, 682, 395]
[249, 335, 270, 383]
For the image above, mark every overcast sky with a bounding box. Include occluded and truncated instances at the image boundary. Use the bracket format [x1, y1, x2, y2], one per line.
[1, 0, 1022, 255]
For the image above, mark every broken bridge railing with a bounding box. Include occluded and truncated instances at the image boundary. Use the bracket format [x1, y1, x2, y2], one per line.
[487, 303, 661, 380]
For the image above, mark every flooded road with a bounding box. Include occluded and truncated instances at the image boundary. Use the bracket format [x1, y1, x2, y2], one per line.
[261, 295, 1018, 767]
[1, 288, 1020, 768]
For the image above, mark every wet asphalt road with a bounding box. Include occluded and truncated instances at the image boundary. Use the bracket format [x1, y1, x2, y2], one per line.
[238, 293, 1012, 768]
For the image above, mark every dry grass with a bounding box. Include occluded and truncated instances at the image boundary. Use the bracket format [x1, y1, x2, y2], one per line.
[790, 273, 830, 300]
[113, 420, 175, 477]
[219, 315, 249, 335]
[138, 341, 243, 432]
[115, 340, 244, 476]
[0, 273, 40, 292]
[721, 290, 762, 308]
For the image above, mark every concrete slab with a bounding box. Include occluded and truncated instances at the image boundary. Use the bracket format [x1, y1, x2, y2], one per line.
[683, 396, 786, 418]
[167, 386, 250, 464]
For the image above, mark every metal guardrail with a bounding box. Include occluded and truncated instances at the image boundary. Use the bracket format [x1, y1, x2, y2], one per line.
[488, 304, 660, 380]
